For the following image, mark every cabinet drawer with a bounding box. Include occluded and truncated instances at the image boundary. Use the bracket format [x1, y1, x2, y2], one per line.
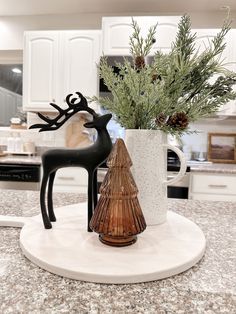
[190, 193, 236, 201]
[54, 168, 88, 186]
[191, 173, 236, 195]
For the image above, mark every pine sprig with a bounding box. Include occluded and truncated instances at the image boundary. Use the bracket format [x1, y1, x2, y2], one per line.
[211, 18, 231, 57]
[172, 15, 196, 61]
[93, 15, 236, 135]
[129, 18, 157, 57]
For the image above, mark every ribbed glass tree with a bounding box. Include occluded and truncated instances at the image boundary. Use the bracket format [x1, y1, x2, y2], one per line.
[90, 138, 146, 247]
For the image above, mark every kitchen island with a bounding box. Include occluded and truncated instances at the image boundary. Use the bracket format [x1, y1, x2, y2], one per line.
[0, 190, 235, 313]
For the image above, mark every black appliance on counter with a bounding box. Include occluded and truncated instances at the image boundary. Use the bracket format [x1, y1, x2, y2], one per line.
[0, 164, 41, 190]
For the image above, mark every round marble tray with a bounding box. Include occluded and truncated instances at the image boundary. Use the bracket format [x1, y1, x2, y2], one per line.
[18, 203, 206, 284]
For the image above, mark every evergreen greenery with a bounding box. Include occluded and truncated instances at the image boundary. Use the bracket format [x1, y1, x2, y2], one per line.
[92, 15, 236, 135]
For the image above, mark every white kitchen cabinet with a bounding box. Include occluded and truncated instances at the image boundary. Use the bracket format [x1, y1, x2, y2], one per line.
[192, 28, 236, 115]
[220, 29, 236, 115]
[23, 30, 101, 112]
[189, 172, 236, 201]
[23, 32, 60, 111]
[53, 167, 107, 193]
[61, 31, 101, 104]
[102, 16, 181, 55]
[190, 28, 236, 69]
[192, 28, 219, 54]
[53, 167, 88, 193]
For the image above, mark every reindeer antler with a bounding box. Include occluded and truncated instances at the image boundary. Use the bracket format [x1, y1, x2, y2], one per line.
[29, 92, 98, 132]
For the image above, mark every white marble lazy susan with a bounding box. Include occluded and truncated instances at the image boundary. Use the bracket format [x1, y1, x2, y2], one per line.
[17, 202, 206, 284]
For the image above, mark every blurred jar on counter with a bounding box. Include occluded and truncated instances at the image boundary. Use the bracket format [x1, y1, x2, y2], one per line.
[182, 145, 192, 161]
[23, 140, 35, 154]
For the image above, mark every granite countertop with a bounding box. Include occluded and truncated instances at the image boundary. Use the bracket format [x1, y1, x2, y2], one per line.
[0, 154, 41, 165]
[188, 161, 236, 174]
[0, 190, 235, 313]
[1, 153, 236, 175]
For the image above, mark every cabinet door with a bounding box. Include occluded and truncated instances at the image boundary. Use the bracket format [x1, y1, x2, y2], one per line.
[192, 29, 219, 54]
[189, 172, 236, 201]
[222, 29, 236, 115]
[62, 31, 101, 111]
[53, 167, 88, 193]
[102, 17, 134, 55]
[151, 16, 181, 54]
[102, 16, 181, 56]
[192, 28, 236, 115]
[23, 32, 60, 112]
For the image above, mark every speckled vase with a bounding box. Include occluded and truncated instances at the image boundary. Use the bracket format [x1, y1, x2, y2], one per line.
[125, 130, 187, 225]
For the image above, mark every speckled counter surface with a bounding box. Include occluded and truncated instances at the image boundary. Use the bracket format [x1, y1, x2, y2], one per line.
[188, 161, 236, 174]
[0, 190, 235, 314]
[1, 154, 236, 174]
[0, 155, 41, 165]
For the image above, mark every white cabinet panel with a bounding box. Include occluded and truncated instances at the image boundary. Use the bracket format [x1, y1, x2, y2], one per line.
[53, 167, 88, 193]
[192, 29, 219, 54]
[102, 16, 181, 55]
[189, 172, 236, 201]
[151, 16, 181, 54]
[222, 29, 236, 115]
[23, 30, 101, 112]
[62, 31, 101, 110]
[223, 30, 236, 69]
[102, 17, 135, 56]
[190, 192, 236, 201]
[191, 28, 236, 116]
[23, 32, 60, 111]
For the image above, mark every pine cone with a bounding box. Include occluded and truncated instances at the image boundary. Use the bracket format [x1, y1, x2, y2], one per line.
[134, 55, 145, 69]
[167, 112, 189, 130]
[152, 73, 158, 82]
[155, 113, 167, 126]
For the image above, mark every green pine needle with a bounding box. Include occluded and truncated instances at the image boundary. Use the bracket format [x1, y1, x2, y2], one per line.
[93, 15, 236, 135]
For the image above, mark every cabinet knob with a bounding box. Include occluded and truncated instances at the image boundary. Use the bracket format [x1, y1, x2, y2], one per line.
[52, 98, 56, 103]
[57, 176, 74, 180]
[208, 184, 227, 188]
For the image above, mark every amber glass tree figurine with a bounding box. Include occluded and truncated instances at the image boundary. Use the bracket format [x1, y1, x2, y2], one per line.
[90, 138, 146, 247]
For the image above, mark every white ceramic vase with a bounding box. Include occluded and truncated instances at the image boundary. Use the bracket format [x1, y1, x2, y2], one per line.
[125, 129, 187, 226]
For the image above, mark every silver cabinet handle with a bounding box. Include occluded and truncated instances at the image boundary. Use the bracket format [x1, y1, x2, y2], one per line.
[208, 184, 227, 188]
[57, 176, 74, 180]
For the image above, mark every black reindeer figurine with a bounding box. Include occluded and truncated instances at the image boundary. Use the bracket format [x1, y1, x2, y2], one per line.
[30, 92, 112, 231]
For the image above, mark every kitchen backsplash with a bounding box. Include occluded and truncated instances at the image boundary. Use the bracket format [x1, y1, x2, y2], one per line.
[0, 112, 93, 151]
[181, 117, 236, 159]
[0, 114, 236, 160]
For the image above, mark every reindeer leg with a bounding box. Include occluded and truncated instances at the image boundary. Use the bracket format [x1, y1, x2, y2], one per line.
[48, 171, 56, 222]
[93, 169, 98, 209]
[87, 170, 94, 232]
[40, 172, 52, 229]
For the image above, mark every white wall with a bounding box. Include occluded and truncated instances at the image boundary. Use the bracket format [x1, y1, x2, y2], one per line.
[0, 13, 102, 50]
[0, 11, 235, 50]
[181, 117, 236, 157]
